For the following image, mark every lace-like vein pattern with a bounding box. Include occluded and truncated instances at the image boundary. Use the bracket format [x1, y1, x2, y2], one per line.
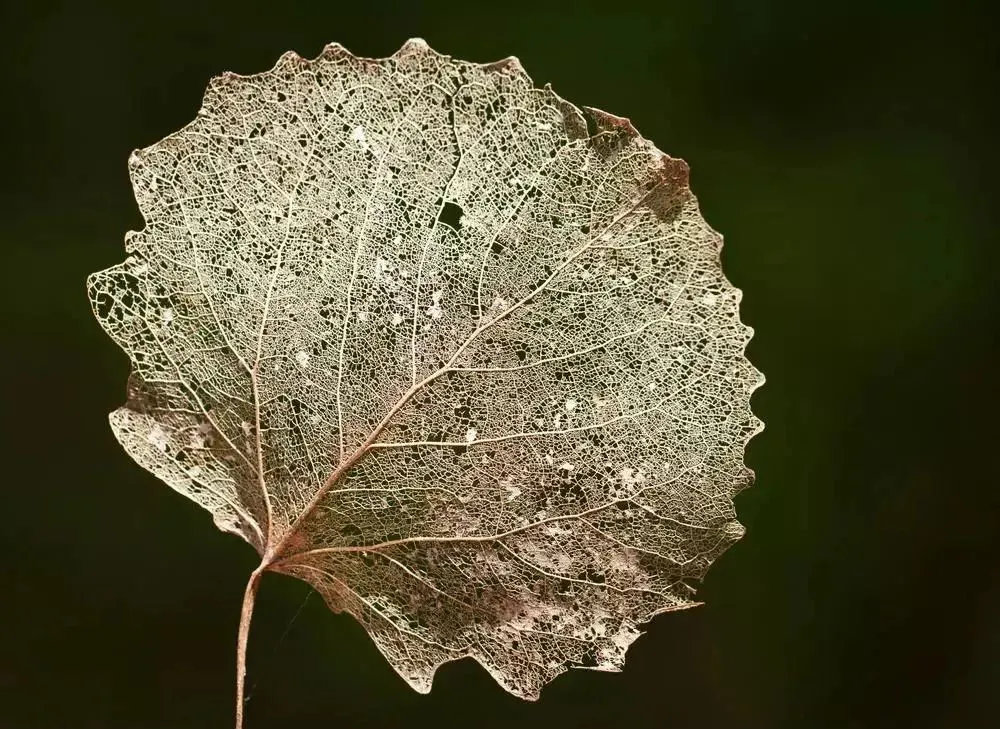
[88, 38, 764, 699]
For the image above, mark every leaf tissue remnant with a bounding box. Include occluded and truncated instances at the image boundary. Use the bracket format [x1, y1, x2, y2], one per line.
[87, 38, 764, 728]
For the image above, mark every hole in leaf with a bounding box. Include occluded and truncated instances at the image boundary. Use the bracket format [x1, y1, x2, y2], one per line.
[437, 201, 463, 231]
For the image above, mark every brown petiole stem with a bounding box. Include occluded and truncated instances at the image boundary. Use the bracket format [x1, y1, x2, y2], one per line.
[234, 564, 266, 729]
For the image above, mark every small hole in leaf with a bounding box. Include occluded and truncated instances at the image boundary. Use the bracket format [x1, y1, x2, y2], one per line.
[437, 201, 463, 231]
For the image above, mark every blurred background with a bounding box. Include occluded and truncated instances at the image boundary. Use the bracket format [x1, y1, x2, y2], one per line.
[0, 1, 995, 728]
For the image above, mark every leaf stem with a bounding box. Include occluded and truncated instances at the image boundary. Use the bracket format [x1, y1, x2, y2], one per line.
[235, 565, 265, 729]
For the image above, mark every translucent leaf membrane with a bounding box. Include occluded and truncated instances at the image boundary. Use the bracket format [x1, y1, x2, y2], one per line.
[88, 38, 764, 701]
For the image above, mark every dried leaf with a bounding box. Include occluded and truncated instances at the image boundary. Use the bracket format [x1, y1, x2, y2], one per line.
[88, 38, 763, 721]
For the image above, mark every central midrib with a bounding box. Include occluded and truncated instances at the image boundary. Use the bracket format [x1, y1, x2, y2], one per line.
[255, 170, 665, 570]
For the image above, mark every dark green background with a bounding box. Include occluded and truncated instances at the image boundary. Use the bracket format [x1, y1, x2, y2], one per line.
[1, 1, 996, 728]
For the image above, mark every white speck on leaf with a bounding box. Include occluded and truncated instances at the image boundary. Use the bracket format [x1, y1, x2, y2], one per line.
[426, 290, 444, 319]
[147, 425, 169, 453]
